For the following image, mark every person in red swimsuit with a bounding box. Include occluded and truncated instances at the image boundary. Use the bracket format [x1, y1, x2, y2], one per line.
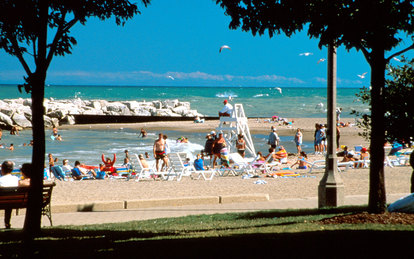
[101, 153, 116, 174]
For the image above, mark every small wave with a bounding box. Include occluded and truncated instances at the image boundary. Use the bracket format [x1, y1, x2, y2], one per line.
[253, 94, 269, 98]
[215, 92, 238, 98]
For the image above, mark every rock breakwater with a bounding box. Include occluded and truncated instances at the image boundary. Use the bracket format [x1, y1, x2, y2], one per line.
[0, 98, 203, 129]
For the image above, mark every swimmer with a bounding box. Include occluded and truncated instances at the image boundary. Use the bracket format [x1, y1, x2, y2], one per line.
[10, 125, 19, 135]
[56, 134, 62, 141]
[138, 128, 147, 138]
[7, 143, 14, 151]
[52, 127, 58, 136]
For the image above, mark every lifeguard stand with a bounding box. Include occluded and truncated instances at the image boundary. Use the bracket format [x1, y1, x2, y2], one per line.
[216, 104, 256, 158]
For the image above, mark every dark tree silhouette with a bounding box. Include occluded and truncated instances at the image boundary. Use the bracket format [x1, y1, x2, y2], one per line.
[216, 0, 414, 213]
[0, 0, 150, 236]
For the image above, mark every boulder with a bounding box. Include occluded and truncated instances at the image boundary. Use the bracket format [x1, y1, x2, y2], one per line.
[172, 106, 189, 115]
[162, 99, 179, 109]
[12, 113, 32, 128]
[23, 99, 32, 106]
[0, 111, 13, 127]
[60, 115, 76, 125]
[106, 102, 127, 112]
[153, 101, 162, 109]
[123, 101, 141, 110]
[131, 108, 152, 116]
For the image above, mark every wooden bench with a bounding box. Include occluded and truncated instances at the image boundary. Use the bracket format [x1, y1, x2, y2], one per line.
[0, 182, 56, 227]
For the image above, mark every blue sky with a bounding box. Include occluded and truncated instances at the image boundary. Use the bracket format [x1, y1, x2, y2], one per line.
[0, 1, 412, 87]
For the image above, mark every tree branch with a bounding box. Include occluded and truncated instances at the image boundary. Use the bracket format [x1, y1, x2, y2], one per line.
[360, 46, 372, 67]
[10, 37, 32, 76]
[45, 15, 79, 70]
[386, 42, 414, 63]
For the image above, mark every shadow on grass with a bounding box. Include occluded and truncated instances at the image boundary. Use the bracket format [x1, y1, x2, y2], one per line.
[235, 205, 369, 220]
[0, 229, 412, 258]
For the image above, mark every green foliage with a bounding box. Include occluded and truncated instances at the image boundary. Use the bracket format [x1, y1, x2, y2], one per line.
[353, 57, 414, 144]
[216, 0, 414, 52]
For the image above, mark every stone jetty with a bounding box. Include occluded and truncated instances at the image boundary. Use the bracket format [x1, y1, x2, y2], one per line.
[0, 98, 203, 129]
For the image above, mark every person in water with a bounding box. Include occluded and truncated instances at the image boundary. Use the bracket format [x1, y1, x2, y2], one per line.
[101, 153, 116, 174]
[138, 128, 147, 138]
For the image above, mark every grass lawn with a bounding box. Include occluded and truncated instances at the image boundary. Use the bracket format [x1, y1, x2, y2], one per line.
[1, 206, 413, 258]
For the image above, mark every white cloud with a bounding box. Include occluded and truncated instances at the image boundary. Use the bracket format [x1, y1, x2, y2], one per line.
[1, 69, 306, 85]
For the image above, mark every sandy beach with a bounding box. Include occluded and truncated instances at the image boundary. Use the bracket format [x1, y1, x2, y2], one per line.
[51, 118, 412, 207]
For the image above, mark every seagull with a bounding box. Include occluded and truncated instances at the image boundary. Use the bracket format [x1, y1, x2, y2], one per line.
[275, 87, 282, 94]
[317, 58, 326, 64]
[393, 57, 401, 62]
[168, 75, 175, 80]
[219, 45, 231, 53]
[299, 52, 313, 56]
[357, 72, 368, 79]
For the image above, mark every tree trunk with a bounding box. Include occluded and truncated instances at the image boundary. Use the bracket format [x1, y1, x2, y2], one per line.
[23, 1, 48, 236]
[368, 46, 387, 213]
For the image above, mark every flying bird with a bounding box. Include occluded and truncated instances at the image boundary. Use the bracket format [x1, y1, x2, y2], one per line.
[299, 52, 313, 56]
[219, 45, 231, 53]
[317, 58, 326, 64]
[357, 72, 368, 79]
[275, 87, 282, 94]
[168, 75, 175, 80]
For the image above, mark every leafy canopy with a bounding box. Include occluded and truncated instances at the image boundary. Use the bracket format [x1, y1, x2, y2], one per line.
[216, 1, 414, 59]
[353, 57, 414, 144]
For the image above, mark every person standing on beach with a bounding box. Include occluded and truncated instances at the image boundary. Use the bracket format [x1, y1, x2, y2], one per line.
[153, 133, 168, 172]
[218, 99, 233, 117]
[236, 134, 246, 158]
[294, 128, 303, 154]
[314, 123, 321, 154]
[203, 133, 215, 161]
[212, 132, 226, 168]
[336, 107, 342, 122]
[268, 128, 280, 149]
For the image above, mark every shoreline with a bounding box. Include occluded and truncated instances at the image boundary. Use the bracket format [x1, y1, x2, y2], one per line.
[59, 117, 368, 149]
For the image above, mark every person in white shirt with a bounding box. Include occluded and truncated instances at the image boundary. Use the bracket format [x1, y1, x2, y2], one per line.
[0, 160, 18, 187]
[218, 99, 233, 117]
[61, 159, 73, 173]
[0, 160, 19, 229]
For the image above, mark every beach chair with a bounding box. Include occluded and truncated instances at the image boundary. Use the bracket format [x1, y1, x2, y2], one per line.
[352, 157, 370, 169]
[168, 153, 215, 181]
[337, 161, 355, 172]
[300, 159, 326, 173]
[228, 153, 256, 176]
[131, 154, 163, 181]
[252, 153, 281, 175]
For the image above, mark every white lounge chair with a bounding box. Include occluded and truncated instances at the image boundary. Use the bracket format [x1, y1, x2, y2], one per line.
[228, 153, 256, 176]
[300, 159, 326, 173]
[168, 153, 215, 181]
[131, 154, 165, 181]
[252, 152, 281, 175]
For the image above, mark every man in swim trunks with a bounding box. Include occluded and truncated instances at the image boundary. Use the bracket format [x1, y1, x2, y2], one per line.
[153, 133, 168, 171]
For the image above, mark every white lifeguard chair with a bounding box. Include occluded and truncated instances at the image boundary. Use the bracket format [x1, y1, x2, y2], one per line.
[216, 104, 256, 158]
